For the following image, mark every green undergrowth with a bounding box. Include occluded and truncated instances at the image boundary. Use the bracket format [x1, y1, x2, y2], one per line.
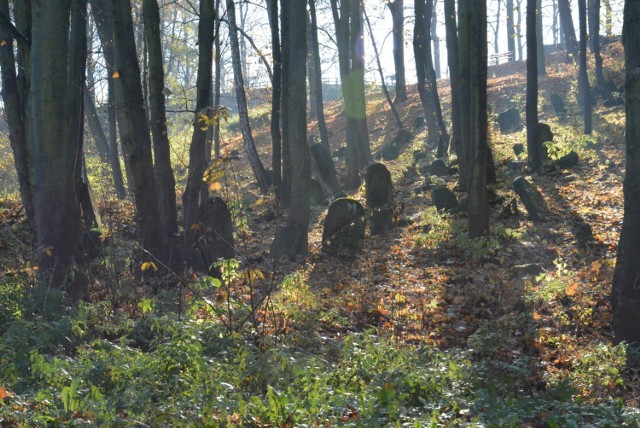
[1, 280, 638, 427]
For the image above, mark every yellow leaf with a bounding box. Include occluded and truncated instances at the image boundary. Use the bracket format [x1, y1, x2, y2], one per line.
[43, 245, 54, 257]
[209, 181, 222, 192]
[112, 71, 120, 79]
[0, 386, 14, 400]
[141, 261, 158, 272]
[565, 282, 579, 296]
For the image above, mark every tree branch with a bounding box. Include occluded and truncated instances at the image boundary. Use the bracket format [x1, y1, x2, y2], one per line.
[0, 9, 30, 49]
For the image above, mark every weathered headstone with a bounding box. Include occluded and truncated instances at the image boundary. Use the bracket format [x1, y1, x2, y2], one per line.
[432, 187, 458, 211]
[513, 143, 525, 157]
[555, 151, 579, 169]
[413, 150, 427, 161]
[425, 159, 451, 177]
[513, 176, 545, 221]
[310, 143, 345, 198]
[574, 219, 593, 249]
[377, 128, 414, 161]
[310, 178, 328, 206]
[414, 115, 426, 129]
[365, 163, 394, 234]
[197, 197, 235, 270]
[497, 108, 523, 134]
[549, 94, 566, 118]
[322, 198, 366, 258]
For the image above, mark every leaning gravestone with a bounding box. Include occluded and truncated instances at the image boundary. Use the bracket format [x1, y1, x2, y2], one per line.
[310, 143, 345, 198]
[513, 176, 545, 221]
[365, 163, 394, 234]
[497, 108, 523, 134]
[322, 198, 366, 258]
[198, 196, 235, 271]
[550, 94, 566, 118]
[432, 187, 458, 212]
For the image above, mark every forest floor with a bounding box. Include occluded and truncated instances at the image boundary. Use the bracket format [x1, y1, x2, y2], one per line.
[1, 41, 639, 426]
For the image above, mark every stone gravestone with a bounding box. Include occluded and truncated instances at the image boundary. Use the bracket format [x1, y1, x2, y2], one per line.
[197, 197, 235, 271]
[322, 198, 366, 258]
[414, 115, 426, 129]
[550, 94, 566, 118]
[556, 151, 579, 169]
[310, 143, 345, 198]
[365, 163, 394, 234]
[513, 176, 545, 221]
[497, 108, 523, 134]
[432, 187, 458, 212]
[310, 178, 328, 206]
[377, 128, 414, 161]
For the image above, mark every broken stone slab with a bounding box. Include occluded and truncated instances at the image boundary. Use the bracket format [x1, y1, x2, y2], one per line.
[432, 187, 458, 212]
[365, 163, 394, 234]
[550, 94, 566, 118]
[555, 151, 579, 169]
[322, 198, 366, 259]
[497, 108, 523, 134]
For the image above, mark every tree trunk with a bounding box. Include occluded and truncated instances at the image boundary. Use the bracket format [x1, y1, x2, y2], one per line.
[110, 0, 165, 262]
[578, 0, 592, 134]
[84, 89, 110, 163]
[516, 0, 524, 60]
[29, 0, 87, 299]
[69, 0, 99, 231]
[308, 0, 330, 150]
[603, 0, 612, 36]
[386, 0, 407, 102]
[494, 0, 501, 54]
[213, 0, 222, 159]
[444, 0, 463, 175]
[144, 0, 179, 248]
[91, 0, 129, 198]
[330, 0, 371, 189]
[468, 0, 489, 237]
[306, 12, 318, 120]
[589, 0, 608, 96]
[184, 0, 214, 246]
[0, 0, 34, 229]
[507, 0, 516, 61]
[363, 4, 403, 130]
[612, 0, 640, 345]
[536, 0, 546, 75]
[431, 1, 441, 79]
[458, 0, 472, 187]
[275, 0, 310, 257]
[226, 0, 271, 194]
[414, 0, 448, 157]
[267, 0, 282, 199]
[558, 0, 579, 61]
[526, 0, 541, 172]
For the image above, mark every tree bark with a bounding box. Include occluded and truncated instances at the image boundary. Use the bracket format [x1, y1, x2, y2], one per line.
[536, 0, 546, 75]
[29, 0, 87, 298]
[386, 0, 407, 102]
[612, 0, 640, 344]
[0, 0, 34, 229]
[266, 0, 282, 198]
[558, 0, 579, 61]
[578, 0, 592, 134]
[589, 0, 608, 96]
[110, 0, 165, 262]
[414, 0, 448, 158]
[444, 0, 463, 175]
[431, 1, 441, 79]
[226, 0, 271, 194]
[507, 0, 516, 61]
[184, 0, 214, 246]
[468, 0, 489, 237]
[308, 0, 330, 151]
[526, 0, 541, 172]
[144, 0, 179, 248]
[213, 0, 222, 159]
[84, 89, 110, 163]
[276, 0, 310, 257]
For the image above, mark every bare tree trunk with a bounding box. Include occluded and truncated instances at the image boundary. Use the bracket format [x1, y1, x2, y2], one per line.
[30, 0, 87, 298]
[578, 0, 592, 134]
[507, 0, 516, 60]
[0, 0, 34, 229]
[84, 89, 110, 163]
[110, 0, 166, 263]
[363, 5, 403, 130]
[144, 0, 179, 249]
[308, 0, 330, 150]
[468, 0, 489, 237]
[226, 0, 271, 194]
[266, 0, 282, 199]
[526, 0, 541, 172]
[536, 0, 546, 74]
[386, 0, 407, 101]
[589, 0, 608, 96]
[558, 0, 579, 61]
[611, 0, 640, 344]
[444, 0, 463, 176]
[184, 0, 214, 246]
[431, 0, 441, 78]
[213, 0, 222, 159]
[516, 0, 524, 60]
[494, 0, 502, 54]
[276, 0, 310, 257]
